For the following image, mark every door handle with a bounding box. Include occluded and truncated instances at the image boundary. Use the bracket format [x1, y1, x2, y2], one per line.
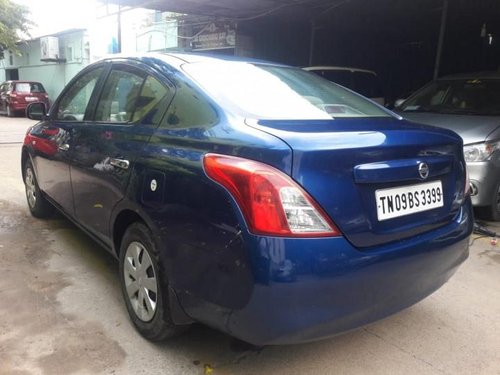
[109, 158, 130, 170]
[58, 143, 70, 151]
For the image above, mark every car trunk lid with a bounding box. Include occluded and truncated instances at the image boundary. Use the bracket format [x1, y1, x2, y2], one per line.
[252, 117, 467, 248]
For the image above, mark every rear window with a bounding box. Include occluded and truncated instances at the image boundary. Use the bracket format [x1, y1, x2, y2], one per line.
[352, 72, 383, 98]
[318, 70, 352, 87]
[15, 82, 45, 93]
[182, 62, 390, 120]
[311, 70, 383, 98]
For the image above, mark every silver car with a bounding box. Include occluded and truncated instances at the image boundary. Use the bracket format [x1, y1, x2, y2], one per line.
[396, 72, 500, 220]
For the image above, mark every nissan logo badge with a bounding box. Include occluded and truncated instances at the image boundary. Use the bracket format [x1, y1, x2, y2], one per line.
[418, 162, 429, 180]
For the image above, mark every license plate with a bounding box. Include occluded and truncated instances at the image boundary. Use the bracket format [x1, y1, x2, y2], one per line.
[375, 181, 444, 221]
[25, 97, 37, 101]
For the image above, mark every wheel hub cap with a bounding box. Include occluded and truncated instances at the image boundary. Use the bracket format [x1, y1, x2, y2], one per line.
[25, 167, 37, 208]
[123, 241, 158, 322]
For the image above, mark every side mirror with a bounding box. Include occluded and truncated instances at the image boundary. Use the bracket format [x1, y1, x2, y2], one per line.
[26, 102, 47, 121]
[394, 99, 406, 108]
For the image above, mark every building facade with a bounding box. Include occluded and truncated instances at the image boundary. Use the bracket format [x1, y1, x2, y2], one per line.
[0, 29, 90, 102]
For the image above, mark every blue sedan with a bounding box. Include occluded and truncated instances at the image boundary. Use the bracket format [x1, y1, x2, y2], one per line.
[22, 53, 472, 345]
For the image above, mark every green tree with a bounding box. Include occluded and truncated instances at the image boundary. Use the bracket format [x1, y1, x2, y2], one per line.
[0, 0, 33, 54]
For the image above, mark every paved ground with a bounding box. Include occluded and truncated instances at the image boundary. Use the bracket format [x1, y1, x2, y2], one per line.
[0, 116, 499, 375]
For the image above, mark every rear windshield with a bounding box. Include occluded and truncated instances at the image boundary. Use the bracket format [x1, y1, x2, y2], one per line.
[182, 62, 391, 120]
[15, 82, 46, 93]
[401, 79, 500, 116]
[311, 70, 384, 98]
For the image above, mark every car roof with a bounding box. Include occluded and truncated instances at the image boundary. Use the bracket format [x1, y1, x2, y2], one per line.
[99, 52, 289, 70]
[303, 66, 377, 75]
[437, 71, 500, 80]
[2, 80, 43, 84]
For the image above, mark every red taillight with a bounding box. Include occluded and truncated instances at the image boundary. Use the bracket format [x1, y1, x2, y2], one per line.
[203, 153, 340, 237]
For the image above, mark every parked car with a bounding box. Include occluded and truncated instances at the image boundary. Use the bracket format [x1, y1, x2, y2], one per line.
[22, 53, 472, 345]
[395, 72, 500, 220]
[304, 66, 386, 105]
[0, 80, 50, 117]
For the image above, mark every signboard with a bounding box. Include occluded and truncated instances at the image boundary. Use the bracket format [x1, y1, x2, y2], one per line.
[191, 22, 236, 51]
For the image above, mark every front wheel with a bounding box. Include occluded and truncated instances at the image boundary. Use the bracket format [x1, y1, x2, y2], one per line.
[119, 222, 186, 341]
[24, 159, 54, 218]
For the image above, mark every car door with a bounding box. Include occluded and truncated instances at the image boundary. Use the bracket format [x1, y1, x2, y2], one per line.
[31, 66, 106, 215]
[69, 62, 174, 243]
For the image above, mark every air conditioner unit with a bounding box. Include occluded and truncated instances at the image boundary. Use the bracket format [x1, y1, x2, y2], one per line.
[40, 37, 60, 61]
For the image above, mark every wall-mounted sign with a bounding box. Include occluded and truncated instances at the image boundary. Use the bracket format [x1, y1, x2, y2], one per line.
[191, 22, 236, 51]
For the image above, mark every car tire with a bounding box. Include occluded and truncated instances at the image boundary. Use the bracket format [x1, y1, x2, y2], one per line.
[24, 159, 54, 218]
[481, 182, 500, 221]
[119, 222, 187, 341]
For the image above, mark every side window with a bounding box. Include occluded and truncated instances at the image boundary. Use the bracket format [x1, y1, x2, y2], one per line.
[56, 67, 103, 121]
[131, 75, 171, 125]
[161, 83, 218, 129]
[94, 68, 145, 123]
[31, 83, 45, 93]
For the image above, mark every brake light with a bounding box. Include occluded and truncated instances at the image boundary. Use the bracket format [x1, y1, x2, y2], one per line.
[203, 153, 340, 237]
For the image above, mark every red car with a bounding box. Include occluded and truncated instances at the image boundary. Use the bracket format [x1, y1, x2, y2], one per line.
[0, 80, 50, 117]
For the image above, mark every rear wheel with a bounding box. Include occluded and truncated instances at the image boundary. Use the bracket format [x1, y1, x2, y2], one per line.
[24, 160, 54, 218]
[119, 222, 186, 341]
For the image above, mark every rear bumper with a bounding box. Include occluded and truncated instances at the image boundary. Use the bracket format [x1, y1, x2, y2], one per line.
[218, 200, 472, 345]
[10, 101, 50, 112]
[10, 102, 29, 111]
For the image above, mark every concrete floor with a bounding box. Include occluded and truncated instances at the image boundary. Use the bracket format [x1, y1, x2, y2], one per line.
[0, 116, 499, 375]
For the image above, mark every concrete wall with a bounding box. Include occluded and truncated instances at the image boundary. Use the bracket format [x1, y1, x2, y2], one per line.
[0, 30, 90, 103]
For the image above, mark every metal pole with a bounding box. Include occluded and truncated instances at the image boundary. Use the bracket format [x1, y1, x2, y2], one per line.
[309, 20, 316, 66]
[433, 0, 448, 79]
[117, 0, 122, 53]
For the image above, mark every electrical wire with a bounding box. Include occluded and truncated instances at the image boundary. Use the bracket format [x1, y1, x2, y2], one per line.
[469, 234, 489, 247]
[473, 222, 498, 237]
[469, 221, 498, 246]
[220, 0, 310, 21]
